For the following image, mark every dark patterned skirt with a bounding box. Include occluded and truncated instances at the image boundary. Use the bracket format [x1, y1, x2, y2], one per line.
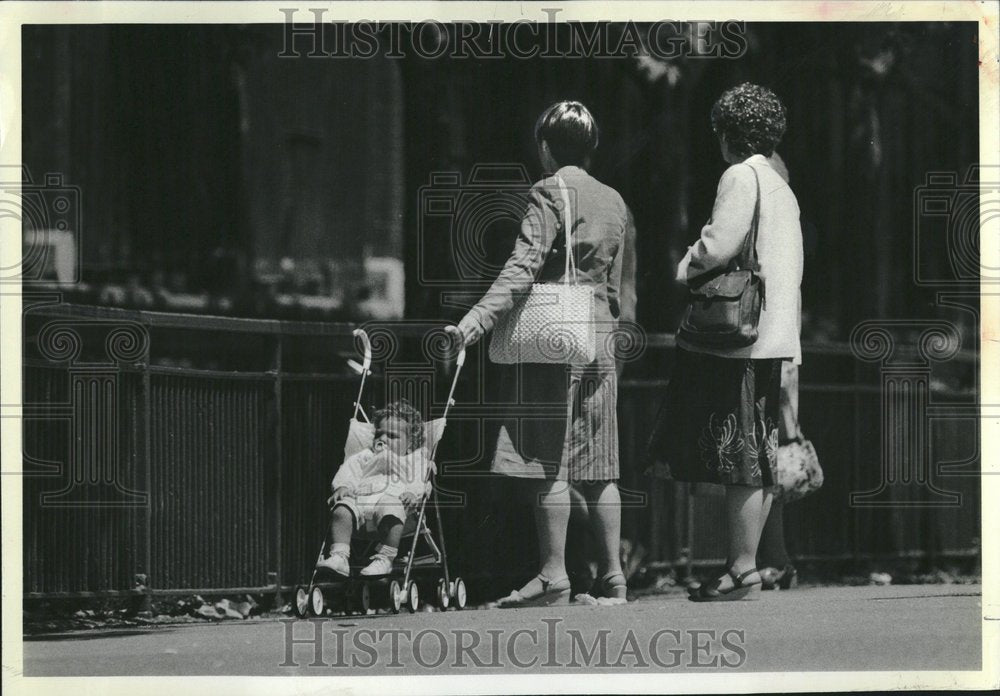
[645, 349, 783, 487]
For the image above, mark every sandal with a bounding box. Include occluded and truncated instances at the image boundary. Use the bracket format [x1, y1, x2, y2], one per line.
[594, 571, 628, 605]
[760, 564, 798, 591]
[495, 574, 571, 608]
[688, 567, 761, 602]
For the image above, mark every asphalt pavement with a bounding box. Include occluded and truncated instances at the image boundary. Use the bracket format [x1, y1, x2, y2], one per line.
[21, 584, 982, 676]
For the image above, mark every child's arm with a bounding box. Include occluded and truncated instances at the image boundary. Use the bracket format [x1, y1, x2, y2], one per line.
[331, 449, 369, 494]
[386, 451, 432, 502]
[395, 453, 433, 516]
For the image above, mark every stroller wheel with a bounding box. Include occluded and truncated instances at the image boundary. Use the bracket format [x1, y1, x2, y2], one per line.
[293, 585, 310, 618]
[452, 577, 468, 609]
[436, 579, 450, 609]
[309, 585, 325, 617]
[406, 581, 420, 613]
[356, 582, 371, 614]
[388, 580, 402, 614]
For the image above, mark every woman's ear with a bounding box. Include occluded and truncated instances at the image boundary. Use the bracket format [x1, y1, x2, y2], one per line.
[539, 140, 557, 171]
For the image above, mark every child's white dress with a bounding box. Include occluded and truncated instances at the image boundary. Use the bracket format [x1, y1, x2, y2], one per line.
[331, 448, 432, 530]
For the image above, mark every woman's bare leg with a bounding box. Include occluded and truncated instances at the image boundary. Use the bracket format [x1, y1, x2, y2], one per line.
[713, 485, 772, 590]
[566, 484, 596, 590]
[534, 479, 571, 581]
[581, 481, 624, 579]
[758, 499, 790, 568]
[507, 479, 571, 598]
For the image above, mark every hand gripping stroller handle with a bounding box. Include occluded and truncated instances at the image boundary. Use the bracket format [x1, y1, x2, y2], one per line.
[352, 328, 372, 373]
[444, 325, 466, 368]
[441, 328, 465, 422]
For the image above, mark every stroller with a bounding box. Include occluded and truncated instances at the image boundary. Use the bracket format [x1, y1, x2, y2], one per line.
[293, 328, 468, 617]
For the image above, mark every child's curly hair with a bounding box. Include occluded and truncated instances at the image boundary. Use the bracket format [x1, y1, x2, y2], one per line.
[710, 83, 787, 158]
[372, 398, 425, 451]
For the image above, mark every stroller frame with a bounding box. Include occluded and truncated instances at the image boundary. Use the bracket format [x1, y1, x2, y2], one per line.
[294, 328, 467, 617]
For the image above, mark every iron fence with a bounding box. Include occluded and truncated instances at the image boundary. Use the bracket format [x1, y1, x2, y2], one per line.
[21, 303, 980, 603]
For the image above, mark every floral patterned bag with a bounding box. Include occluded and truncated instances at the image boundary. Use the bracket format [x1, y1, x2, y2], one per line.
[772, 437, 823, 502]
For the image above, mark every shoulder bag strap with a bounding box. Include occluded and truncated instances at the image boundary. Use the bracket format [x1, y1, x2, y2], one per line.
[555, 175, 577, 284]
[737, 164, 762, 272]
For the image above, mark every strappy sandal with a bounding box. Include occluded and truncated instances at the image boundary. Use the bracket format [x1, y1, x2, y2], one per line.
[760, 564, 798, 590]
[495, 574, 571, 608]
[594, 571, 628, 605]
[688, 567, 761, 602]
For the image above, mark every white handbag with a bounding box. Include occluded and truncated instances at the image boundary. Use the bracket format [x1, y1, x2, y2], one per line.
[772, 438, 824, 503]
[488, 176, 596, 365]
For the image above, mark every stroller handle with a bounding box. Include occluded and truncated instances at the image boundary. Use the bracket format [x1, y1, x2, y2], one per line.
[444, 325, 467, 368]
[352, 328, 373, 373]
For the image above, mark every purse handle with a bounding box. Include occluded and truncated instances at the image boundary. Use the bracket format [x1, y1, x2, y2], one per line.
[733, 164, 762, 273]
[554, 175, 578, 284]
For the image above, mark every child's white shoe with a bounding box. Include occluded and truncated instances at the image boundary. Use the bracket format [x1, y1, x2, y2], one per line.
[315, 552, 350, 577]
[360, 554, 394, 577]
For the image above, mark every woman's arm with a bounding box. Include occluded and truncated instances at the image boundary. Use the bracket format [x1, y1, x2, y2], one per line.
[778, 361, 803, 442]
[458, 183, 560, 342]
[608, 207, 635, 323]
[677, 164, 757, 285]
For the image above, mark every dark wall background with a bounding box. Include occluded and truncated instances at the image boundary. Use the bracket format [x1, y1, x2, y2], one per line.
[399, 22, 979, 338]
[22, 21, 979, 335]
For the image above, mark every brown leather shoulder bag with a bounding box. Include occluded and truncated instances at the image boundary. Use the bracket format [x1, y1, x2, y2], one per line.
[678, 165, 764, 349]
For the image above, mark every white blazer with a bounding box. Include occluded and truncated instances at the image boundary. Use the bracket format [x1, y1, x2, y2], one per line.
[676, 154, 803, 362]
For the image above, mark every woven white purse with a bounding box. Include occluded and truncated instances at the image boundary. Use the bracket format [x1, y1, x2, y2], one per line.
[488, 176, 596, 364]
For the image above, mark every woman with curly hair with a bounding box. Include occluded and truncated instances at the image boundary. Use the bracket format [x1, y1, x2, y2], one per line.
[647, 83, 803, 601]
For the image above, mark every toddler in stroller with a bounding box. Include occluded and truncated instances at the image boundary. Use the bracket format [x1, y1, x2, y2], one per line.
[316, 399, 432, 577]
[295, 327, 467, 616]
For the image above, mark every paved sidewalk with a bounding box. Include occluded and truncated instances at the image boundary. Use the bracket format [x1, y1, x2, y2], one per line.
[22, 584, 982, 676]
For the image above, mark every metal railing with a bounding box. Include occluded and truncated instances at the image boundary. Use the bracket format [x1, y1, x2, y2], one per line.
[21, 303, 980, 602]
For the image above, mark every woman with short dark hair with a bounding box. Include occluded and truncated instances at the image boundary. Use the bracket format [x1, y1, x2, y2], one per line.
[534, 101, 600, 166]
[450, 100, 633, 606]
[648, 83, 803, 601]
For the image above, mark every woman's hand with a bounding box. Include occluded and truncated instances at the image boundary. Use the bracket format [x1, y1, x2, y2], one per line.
[447, 316, 484, 347]
[675, 246, 692, 285]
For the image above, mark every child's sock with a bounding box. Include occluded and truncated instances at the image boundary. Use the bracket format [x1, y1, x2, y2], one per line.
[378, 545, 398, 560]
[331, 542, 351, 558]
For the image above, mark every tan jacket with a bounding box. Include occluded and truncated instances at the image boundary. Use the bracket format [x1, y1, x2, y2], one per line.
[466, 165, 634, 365]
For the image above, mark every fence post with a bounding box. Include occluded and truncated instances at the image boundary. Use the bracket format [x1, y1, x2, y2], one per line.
[649, 477, 662, 565]
[270, 336, 284, 605]
[852, 359, 862, 560]
[672, 482, 687, 574]
[137, 359, 153, 614]
[685, 484, 694, 577]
